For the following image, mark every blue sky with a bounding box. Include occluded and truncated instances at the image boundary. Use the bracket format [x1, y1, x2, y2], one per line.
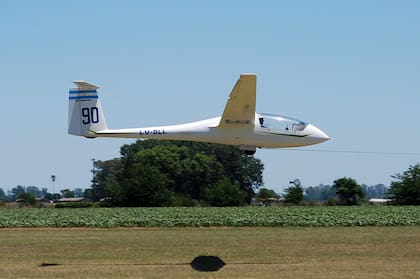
[1, 1, 419, 193]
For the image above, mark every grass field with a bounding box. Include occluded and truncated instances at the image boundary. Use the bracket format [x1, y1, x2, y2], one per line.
[0, 227, 419, 278]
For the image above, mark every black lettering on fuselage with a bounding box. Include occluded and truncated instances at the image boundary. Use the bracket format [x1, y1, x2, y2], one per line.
[139, 129, 167, 136]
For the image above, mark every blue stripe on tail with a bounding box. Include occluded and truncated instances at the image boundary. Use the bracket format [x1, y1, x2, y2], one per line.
[69, 89, 98, 100]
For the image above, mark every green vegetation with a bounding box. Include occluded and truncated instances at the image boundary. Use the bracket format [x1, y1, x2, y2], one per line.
[0, 141, 418, 208]
[283, 184, 304, 204]
[333, 177, 365, 205]
[256, 188, 279, 199]
[54, 202, 100, 208]
[0, 227, 419, 278]
[387, 163, 420, 205]
[16, 192, 37, 207]
[93, 140, 264, 206]
[0, 206, 418, 228]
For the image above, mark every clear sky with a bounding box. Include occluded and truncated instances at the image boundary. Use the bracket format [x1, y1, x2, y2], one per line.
[1, 1, 419, 194]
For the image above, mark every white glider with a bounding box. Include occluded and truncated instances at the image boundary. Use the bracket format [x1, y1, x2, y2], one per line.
[68, 74, 330, 155]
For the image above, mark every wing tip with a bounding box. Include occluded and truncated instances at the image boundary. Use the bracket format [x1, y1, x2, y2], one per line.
[240, 73, 257, 77]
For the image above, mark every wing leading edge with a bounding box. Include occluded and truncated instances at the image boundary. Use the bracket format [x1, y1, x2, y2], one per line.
[218, 73, 256, 128]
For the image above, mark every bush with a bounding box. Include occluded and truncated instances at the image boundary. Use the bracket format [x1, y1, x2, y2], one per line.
[326, 197, 339, 206]
[171, 194, 199, 207]
[17, 192, 38, 208]
[303, 200, 322, 206]
[55, 202, 100, 208]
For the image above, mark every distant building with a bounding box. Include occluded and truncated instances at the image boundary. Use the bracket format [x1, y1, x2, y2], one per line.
[368, 198, 391, 205]
[55, 197, 86, 203]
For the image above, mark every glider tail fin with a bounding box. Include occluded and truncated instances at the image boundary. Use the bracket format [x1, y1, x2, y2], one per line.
[68, 81, 108, 137]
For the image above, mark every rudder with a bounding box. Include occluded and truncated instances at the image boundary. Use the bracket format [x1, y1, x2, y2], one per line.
[68, 81, 108, 137]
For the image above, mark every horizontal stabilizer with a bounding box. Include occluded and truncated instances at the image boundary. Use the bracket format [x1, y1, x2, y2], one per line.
[73, 81, 100, 90]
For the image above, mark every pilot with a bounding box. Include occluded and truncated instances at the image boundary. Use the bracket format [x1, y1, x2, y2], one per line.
[258, 116, 265, 127]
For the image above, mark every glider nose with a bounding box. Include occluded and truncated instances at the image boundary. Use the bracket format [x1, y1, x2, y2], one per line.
[306, 124, 330, 143]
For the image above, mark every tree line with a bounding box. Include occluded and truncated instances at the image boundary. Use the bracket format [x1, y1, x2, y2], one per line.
[303, 184, 388, 202]
[258, 165, 419, 206]
[0, 185, 86, 202]
[1, 140, 419, 206]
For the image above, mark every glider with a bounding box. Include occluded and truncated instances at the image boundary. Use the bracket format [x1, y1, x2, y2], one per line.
[68, 74, 329, 155]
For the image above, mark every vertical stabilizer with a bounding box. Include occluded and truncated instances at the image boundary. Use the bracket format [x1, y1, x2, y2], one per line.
[68, 81, 108, 137]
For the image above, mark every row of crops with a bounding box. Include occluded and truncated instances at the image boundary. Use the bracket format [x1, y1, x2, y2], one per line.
[0, 206, 418, 228]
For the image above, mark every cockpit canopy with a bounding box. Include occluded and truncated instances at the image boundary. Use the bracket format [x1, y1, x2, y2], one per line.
[258, 113, 307, 132]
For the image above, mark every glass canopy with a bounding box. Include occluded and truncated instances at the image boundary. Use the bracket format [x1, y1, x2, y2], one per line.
[257, 113, 307, 132]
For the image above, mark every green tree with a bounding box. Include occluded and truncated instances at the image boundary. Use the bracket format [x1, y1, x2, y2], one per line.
[26, 186, 42, 198]
[362, 184, 388, 199]
[256, 188, 280, 206]
[61, 189, 75, 198]
[43, 192, 55, 201]
[283, 185, 304, 205]
[94, 158, 124, 201]
[17, 192, 37, 207]
[73, 188, 84, 198]
[256, 188, 279, 199]
[94, 140, 264, 206]
[0, 188, 5, 200]
[11, 185, 26, 198]
[332, 177, 364, 205]
[124, 164, 173, 207]
[41, 188, 49, 198]
[105, 177, 125, 205]
[203, 142, 263, 202]
[83, 188, 94, 200]
[203, 178, 247, 206]
[304, 184, 336, 201]
[387, 163, 420, 205]
[123, 140, 264, 197]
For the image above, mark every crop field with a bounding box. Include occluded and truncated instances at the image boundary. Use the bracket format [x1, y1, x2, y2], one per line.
[0, 206, 419, 228]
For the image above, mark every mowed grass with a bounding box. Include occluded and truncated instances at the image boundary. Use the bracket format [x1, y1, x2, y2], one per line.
[0, 227, 419, 279]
